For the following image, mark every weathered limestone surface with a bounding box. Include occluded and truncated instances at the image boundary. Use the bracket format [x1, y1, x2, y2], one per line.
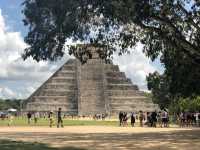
[24, 46, 158, 116]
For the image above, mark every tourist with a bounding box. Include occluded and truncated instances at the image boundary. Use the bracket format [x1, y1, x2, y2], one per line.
[151, 111, 157, 127]
[145, 112, 152, 127]
[191, 113, 196, 126]
[139, 110, 144, 127]
[27, 112, 32, 124]
[157, 111, 162, 128]
[48, 111, 54, 127]
[179, 112, 185, 127]
[186, 112, 191, 127]
[7, 113, 14, 126]
[163, 109, 169, 127]
[195, 112, 199, 127]
[161, 109, 167, 127]
[34, 112, 39, 124]
[122, 112, 128, 126]
[131, 112, 135, 127]
[57, 108, 64, 128]
[119, 111, 123, 126]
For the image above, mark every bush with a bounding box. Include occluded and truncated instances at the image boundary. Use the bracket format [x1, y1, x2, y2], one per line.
[169, 96, 200, 113]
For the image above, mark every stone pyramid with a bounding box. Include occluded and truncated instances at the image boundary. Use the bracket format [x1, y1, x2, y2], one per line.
[24, 46, 158, 116]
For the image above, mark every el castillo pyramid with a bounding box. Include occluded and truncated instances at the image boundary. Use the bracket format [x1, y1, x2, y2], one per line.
[24, 45, 158, 116]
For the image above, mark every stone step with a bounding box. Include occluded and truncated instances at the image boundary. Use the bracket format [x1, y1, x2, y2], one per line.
[110, 100, 154, 106]
[31, 96, 77, 103]
[107, 90, 145, 96]
[55, 71, 76, 77]
[106, 72, 126, 78]
[50, 78, 76, 83]
[104, 65, 119, 72]
[110, 106, 156, 112]
[107, 84, 138, 90]
[106, 78, 131, 84]
[62, 65, 75, 71]
[110, 103, 158, 110]
[36, 90, 76, 96]
[109, 100, 155, 106]
[79, 81, 103, 88]
[29, 107, 78, 112]
[44, 84, 76, 90]
[109, 96, 149, 101]
[27, 102, 77, 109]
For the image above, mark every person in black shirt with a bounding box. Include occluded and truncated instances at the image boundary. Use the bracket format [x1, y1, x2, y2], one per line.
[57, 108, 64, 128]
[27, 112, 32, 124]
[131, 112, 136, 127]
[151, 111, 157, 127]
[119, 111, 123, 126]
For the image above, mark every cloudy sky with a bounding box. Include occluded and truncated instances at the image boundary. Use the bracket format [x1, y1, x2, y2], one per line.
[0, 0, 163, 99]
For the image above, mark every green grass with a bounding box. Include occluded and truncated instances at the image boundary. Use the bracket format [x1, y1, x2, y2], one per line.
[0, 117, 119, 127]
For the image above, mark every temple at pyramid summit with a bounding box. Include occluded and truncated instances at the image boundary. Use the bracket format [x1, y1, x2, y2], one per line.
[23, 45, 158, 116]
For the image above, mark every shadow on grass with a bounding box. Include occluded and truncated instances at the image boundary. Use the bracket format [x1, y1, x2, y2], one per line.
[0, 140, 87, 150]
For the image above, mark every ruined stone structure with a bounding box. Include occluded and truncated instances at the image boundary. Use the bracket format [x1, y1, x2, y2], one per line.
[24, 46, 158, 116]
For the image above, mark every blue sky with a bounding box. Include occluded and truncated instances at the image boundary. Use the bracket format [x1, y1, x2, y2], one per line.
[0, 0, 163, 99]
[0, 0, 27, 34]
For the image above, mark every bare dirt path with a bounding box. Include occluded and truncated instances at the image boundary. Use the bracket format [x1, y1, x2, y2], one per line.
[0, 126, 200, 150]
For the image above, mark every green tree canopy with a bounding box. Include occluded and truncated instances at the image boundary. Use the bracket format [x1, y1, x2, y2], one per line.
[147, 44, 200, 106]
[0, 99, 22, 111]
[22, 0, 200, 63]
[22, 0, 200, 103]
[146, 71, 171, 108]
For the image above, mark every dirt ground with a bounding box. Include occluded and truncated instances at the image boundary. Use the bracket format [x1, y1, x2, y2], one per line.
[0, 126, 200, 150]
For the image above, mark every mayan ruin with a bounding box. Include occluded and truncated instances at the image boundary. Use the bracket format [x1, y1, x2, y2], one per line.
[23, 45, 158, 116]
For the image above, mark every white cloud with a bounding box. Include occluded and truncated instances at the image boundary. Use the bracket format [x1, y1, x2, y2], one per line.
[113, 43, 161, 91]
[0, 86, 16, 99]
[0, 9, 70, 99]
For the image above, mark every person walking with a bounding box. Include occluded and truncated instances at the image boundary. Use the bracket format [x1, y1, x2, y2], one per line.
[57, 108, 64, 128]
[27, 112, 32, 125]
[119, 111, 123, 126]
[157, 111, 162, 128]
[49, 111, 54, 128]
[7, 113, 14, 126]
[139, 110, 144, 127]
[151, 111, 157, 127]
[131, 112, 136, 127]
[34, 112, 39, 124]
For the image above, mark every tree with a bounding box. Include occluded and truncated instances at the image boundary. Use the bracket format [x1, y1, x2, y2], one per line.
[171, 97, 200, 112]
[22, 0, 200, 100]
[0, 99, 22, 111]
[146, 72, 171, 108]
[22, 0, 200, 63]
[161, 46, 200, 97]
[147, 46, 200, 107]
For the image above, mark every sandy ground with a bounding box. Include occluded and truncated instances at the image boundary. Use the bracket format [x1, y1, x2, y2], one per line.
[0, 126, 200, 150]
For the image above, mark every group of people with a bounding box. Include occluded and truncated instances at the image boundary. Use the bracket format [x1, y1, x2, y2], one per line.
[93, 113, 107, 120]
[27, 108, 64, 128]
[119, 112, 129, 126]
[119, 110, 169, 128]
[179, 112, 200, 127]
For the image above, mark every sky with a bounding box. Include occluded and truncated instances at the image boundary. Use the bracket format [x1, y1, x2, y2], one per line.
[0, 0, 164, 99]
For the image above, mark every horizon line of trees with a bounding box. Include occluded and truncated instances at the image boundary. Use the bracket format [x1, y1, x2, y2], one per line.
[0, 99, 24, 111]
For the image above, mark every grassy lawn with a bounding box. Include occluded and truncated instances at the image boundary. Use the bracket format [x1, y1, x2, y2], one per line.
[0, 117, 119, 126]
